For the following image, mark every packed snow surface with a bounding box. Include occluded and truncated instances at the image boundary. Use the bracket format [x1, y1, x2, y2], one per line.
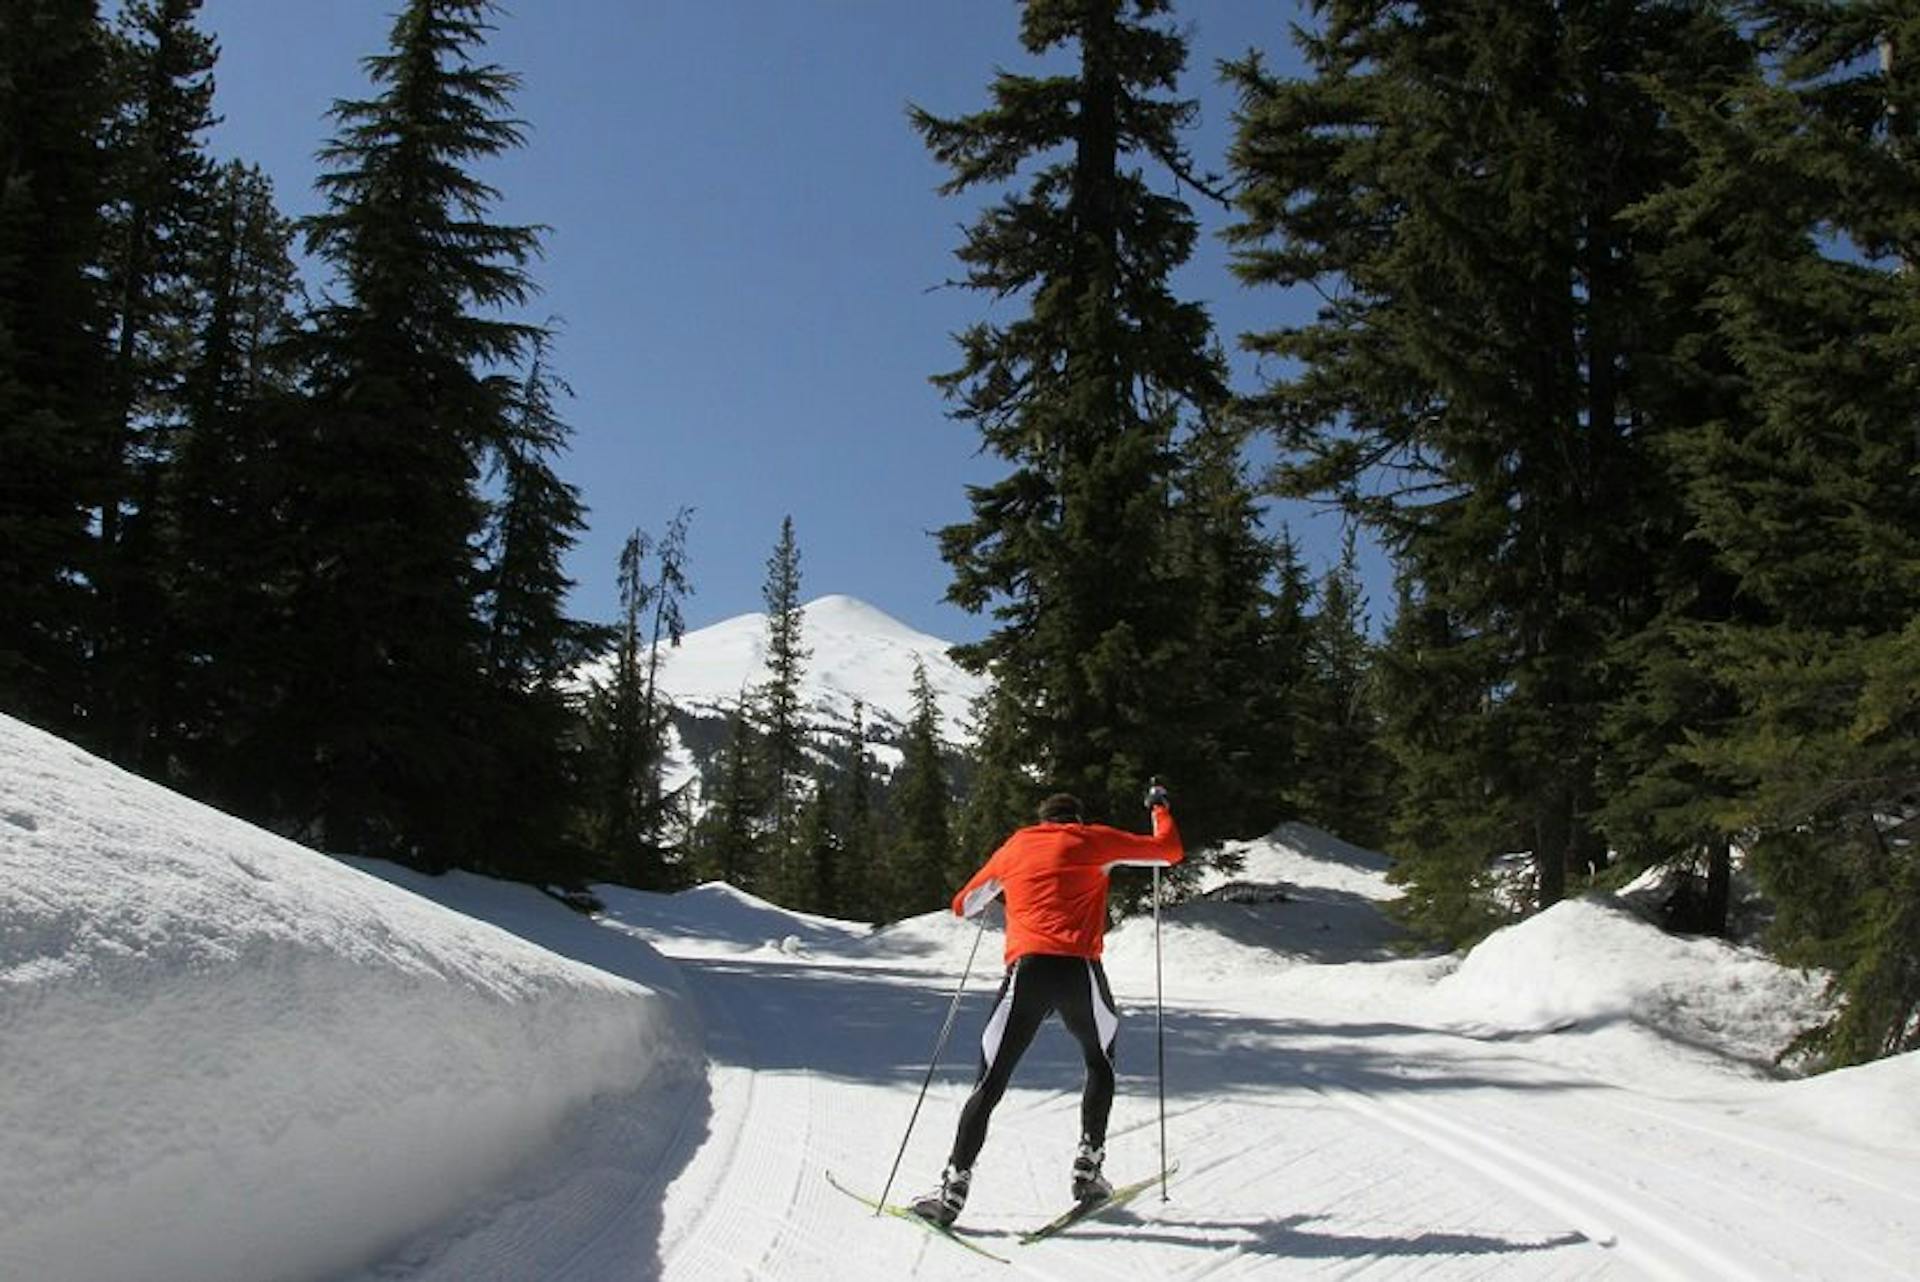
[6, 712, 1917, 1280]
[0, 714, 698, 1282]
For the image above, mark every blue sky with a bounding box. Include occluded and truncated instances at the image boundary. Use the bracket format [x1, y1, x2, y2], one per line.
[196, 1, 1372, 644]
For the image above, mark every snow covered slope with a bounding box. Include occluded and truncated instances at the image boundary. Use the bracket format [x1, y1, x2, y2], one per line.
[0, 714, 699, 1282]
[10, 722, 1916, 1282]
[344, 820, 1916, 1281]
[589, 593, 987, 737]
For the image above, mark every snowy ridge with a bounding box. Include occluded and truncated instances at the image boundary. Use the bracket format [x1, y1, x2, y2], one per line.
[592, 880, 872, 958]
[588, 593, 988, 737]
[0, 714, 699, 1282]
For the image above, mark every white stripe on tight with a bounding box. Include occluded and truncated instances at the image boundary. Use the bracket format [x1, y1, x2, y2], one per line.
[979, 968, 1020, 1070]
[1086, 962, 1118, 1058]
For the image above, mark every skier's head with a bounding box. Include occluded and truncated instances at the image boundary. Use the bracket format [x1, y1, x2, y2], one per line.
[1037, 793, 1083, 824]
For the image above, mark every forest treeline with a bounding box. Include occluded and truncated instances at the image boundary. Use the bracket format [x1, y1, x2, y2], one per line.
[2, 0, 1912, 1067]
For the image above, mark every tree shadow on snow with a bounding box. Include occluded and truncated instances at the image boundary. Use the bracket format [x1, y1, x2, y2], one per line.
[1154, 885, 1407, 964]
[1453, 1007, 1801, 1079]
[679, 956, 1592, 1099]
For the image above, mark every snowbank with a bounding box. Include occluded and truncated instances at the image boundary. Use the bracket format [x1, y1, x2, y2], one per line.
[1430, 895, 1828, 1071]
[857, 902, 1005, 964]
[1216, 820, 1398, 899]
[0, 714, 700, 1282]
[593, 881, 873, 959]
[1741, 1048, 1920, 1153]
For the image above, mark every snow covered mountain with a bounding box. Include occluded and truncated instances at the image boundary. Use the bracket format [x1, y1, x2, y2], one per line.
[646, 594, 986, 737]
[579, 594, 990, 799]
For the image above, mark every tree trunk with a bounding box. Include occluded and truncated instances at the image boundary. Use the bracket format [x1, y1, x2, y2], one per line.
[1535, 787, 1570, 910]
[1703, 835, 1732, 938]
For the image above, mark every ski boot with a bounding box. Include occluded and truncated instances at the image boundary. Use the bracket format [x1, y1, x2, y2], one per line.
[1071, 1138, 1112, 1203]
[911, 1163, 971, 1227]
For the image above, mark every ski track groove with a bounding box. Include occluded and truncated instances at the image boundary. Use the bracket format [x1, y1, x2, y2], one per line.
[1315, 1079, 1777, 1282]
[531, 1074, 711, 1280]
[668, 960, 1059, 1281]
[658, 1072, 758, 1275]
[655, 965, 780, 1278]
[1118, 1089, 1600, 1282]
[1448, 1089, 1919, 1281]
[1585, 1090, 1920, 1211]
[532, 931, 1913, 1282]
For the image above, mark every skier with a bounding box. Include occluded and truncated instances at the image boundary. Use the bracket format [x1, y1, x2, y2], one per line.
[912, 782, 1183, 1227]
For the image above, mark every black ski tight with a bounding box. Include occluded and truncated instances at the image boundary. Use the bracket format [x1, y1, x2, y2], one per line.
[949, 953, 1119, 1171]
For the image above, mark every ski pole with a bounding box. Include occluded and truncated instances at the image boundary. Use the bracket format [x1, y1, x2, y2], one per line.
[876, 909, 990, 1213]
[1154, 862, 1168, 1200]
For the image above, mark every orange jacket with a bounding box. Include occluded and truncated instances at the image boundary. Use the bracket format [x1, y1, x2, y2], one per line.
[953, 805, 1183, 964]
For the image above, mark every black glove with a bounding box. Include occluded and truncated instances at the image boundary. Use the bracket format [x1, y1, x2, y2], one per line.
[1144, 779, 1170, 811]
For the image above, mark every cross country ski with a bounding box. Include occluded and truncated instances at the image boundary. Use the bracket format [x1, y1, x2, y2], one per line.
[1020, 1163, 1178, 1246]
[824, 1170, 1009, 1264]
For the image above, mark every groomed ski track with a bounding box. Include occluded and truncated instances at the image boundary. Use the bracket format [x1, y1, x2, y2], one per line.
[349, 889, 1920, 1281]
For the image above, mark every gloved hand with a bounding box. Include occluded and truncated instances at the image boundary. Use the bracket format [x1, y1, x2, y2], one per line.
[1144, 778, 1170, 811]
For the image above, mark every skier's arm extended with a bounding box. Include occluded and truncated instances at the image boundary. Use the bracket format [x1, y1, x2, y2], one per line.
[1094, 802, 1183, 871]
[952, 846, 1006, 918]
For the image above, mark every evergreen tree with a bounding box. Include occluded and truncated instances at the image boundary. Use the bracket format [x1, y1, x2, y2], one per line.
[481, 337, 597, 692]
[1373, 577, 1519, 943]
[1227, 0, 1750, 933]
[915, 0, 1231, 831]
[590, 528, 655, 882]
[638, 507, 694, 859]
[0, 0, 114, 731]
[1160, 415, 1306, 845]
[182, 163, 302, 420]
[1594, 611, 1743, 932]
[1262, 526, 1317, 821]
[587, 516, 694, 889]
[1296, 531, 1393, 849]
[1572, 15, 1772, 940]
[953, 680, 1035, 894]
[755, 516, 810, 900]
[168, 160, 302, 804]
[792, 770, 842, 916]
[475, 335, 602, 881]
[692, 696, 764, 892]
[1626, 2, 1920, 1062]
[92, 0, 219, 767]
[839, 698, 884, 921]
[891, 656, 955, 915]
[276, 0, 544, 868]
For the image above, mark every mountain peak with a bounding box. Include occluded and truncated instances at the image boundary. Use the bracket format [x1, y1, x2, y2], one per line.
[800, 595, 945, 647]
[645, 593, 988, 736]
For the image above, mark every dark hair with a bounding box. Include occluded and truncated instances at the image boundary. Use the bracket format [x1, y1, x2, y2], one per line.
[1037, 793, 1083, 824]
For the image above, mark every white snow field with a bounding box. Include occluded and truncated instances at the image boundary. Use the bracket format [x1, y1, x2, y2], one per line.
[0, 714, 699, 1282]
[5, 714, 1919, 1280]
